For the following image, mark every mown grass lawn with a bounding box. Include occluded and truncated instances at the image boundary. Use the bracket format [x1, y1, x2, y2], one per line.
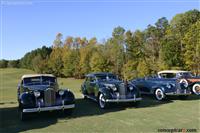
[0, 68, 199, 133]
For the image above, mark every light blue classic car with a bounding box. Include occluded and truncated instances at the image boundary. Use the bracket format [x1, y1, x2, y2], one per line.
[130, 70, 200, 101]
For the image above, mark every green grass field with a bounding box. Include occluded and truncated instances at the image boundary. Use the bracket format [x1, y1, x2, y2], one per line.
[0, 68, 199, 133]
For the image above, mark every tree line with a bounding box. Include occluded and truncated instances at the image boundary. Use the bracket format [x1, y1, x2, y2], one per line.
[1, 9, 200, 79]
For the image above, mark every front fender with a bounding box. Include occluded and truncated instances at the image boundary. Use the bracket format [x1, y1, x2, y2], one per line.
[150, 85, 167, 94]
[62, 90, 75, 104]
[99, 87, 112, 99]
[19, 92, 36, 108]
[189, 82, 200, 87]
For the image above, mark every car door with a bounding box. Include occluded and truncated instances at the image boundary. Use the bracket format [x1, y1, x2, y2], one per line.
[85, 76, 96, 95]
[89, 76, 96, 95]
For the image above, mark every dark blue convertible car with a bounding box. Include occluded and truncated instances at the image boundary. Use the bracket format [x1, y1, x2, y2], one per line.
[131, 70, 200, 101]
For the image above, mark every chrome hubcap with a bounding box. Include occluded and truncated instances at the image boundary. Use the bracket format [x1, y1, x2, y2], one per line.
[155, 89, 164, 100]
[99, 94, 106, 108]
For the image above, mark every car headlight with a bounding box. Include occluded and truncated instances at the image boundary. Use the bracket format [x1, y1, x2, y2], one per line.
[105, 84, 117, 91]
[166, 83, 171, 88]
[34, 91, 40, 97]
[59, 90, 65, 96]
[112, 86, 117, 91]
[180, 79, 188, 88]
[129, 86, 134, 91]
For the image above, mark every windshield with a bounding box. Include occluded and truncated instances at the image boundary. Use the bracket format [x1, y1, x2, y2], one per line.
[95, 74, 118, 81]
[23, 76, 56, 86]
[159, 73, 176, 79]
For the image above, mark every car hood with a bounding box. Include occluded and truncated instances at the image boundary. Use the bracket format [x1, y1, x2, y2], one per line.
[99, 79, 124, 86]
[23, 85, 55, 91]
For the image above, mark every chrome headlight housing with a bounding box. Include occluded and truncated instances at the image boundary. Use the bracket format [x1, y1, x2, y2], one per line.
[34, 91, 40, 97]
[111, 86, 117, 91]
[129, 86, 134, 91]
[105, 84, 117, 91]
[59, 90, 65, 96]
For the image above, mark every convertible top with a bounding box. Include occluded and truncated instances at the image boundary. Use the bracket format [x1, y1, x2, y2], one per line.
[158, 70, 190, 75]
[21, 74, 55, 79]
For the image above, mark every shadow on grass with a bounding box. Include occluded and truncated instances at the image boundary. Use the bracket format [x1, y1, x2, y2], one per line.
[166, 94, 200, 101]
[0, 99, 125, 132]
[2, 95, 198, 132]
[0, 107, 59, 133]
[135, 95, 173, 108]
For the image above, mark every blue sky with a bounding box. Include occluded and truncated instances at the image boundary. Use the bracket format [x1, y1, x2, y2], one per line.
[1, 0, 199, 60]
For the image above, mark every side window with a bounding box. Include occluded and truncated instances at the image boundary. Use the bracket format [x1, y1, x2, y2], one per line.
[160, 73, 176, 79]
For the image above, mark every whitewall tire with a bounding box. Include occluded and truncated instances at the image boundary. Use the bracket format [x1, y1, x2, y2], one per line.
[98, 93, 107, 109]
[155, 88, 165, 101]
[192, 84, 200, 95]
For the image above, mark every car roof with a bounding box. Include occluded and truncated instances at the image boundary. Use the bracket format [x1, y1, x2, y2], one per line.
[21, 74, 55, 79]
[158, 70, 190, 75]
[86, 72, 115, 77]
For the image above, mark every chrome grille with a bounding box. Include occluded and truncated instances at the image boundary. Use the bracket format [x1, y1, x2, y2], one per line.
[44, 88, 56, 106]
[119, 83, 127, 99]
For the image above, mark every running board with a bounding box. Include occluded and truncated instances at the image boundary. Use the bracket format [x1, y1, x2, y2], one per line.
[84, 94, 98, 102]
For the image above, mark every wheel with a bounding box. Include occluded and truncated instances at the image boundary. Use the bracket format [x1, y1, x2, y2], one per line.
[179, 95, 188, 100]
[19, 108, 29, 121]
[192, 84, 200, 95]
[63, 109, 73, 115]
[154, 88, 165, 101]
[98, 93, 108, 109]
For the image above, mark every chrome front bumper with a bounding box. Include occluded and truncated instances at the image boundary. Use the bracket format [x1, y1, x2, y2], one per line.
[23, 104, 75, 113]
[106, 97, 142, 103]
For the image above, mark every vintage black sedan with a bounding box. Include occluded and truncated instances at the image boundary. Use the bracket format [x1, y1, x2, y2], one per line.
[131, 70, 198, 101]
[81, 72, 142, 109]
[17, 74, 75, 120]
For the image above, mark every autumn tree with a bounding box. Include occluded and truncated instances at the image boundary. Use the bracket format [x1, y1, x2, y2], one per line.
[49, 33, 64, 76]
[182, 20, 200, 75]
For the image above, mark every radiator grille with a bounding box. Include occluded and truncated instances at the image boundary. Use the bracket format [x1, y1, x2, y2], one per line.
[119, 83, 127, 99]
[44, 88, 56, 106]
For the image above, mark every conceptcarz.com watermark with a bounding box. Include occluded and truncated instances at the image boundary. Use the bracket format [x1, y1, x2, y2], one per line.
[158, 128, 197, 133]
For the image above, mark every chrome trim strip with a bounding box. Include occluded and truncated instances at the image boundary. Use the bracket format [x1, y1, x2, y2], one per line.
[23, 104, 75, 113]
[165, 92, 191, 96]
[106, 97, 142, 102]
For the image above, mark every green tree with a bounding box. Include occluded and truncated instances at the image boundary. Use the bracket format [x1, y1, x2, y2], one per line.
[183, 20, 200, 75]
[7, 60, 20, 68]
[49, 33, 64, 76]
[0, 60, 8, 68]
[137, 60, 150, 77]
[122, 60, 138, 80]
